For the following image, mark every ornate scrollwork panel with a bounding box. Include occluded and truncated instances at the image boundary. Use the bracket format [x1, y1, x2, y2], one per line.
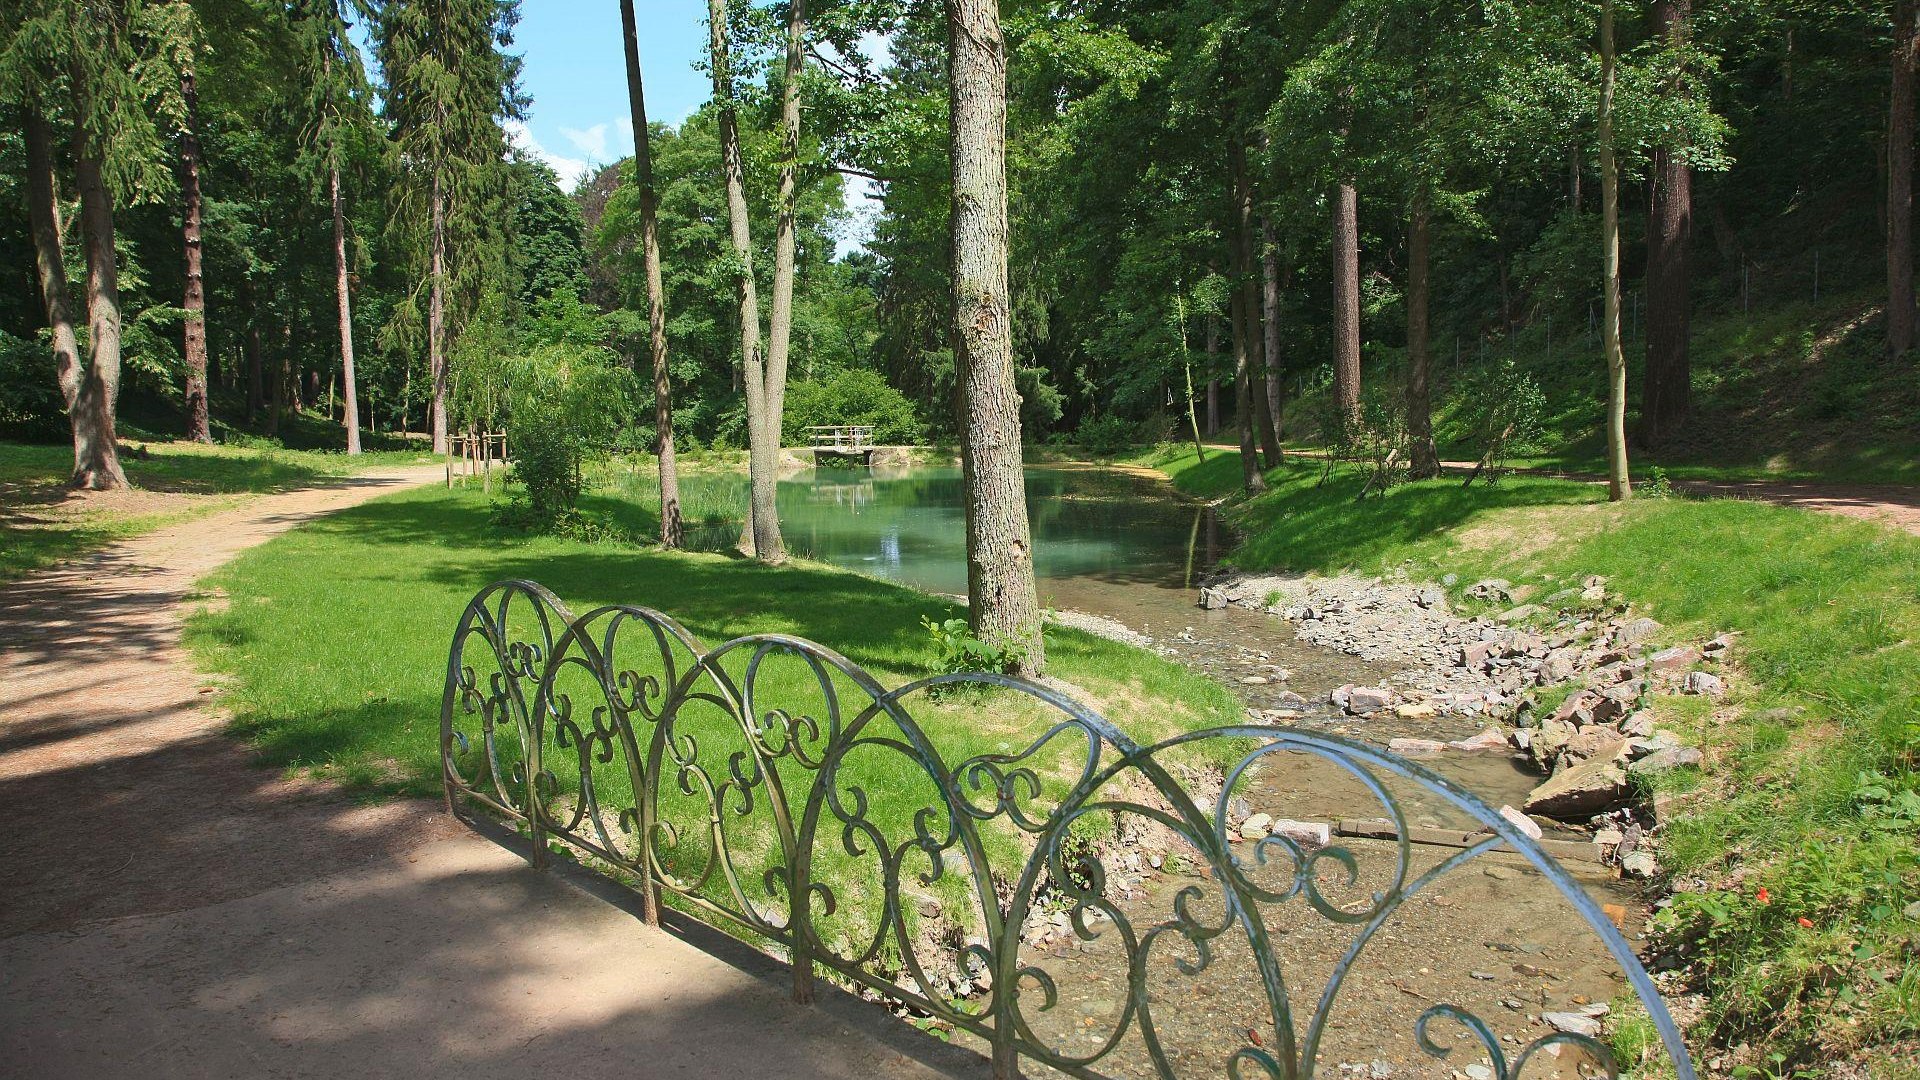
[441, 581, 1697, 1080]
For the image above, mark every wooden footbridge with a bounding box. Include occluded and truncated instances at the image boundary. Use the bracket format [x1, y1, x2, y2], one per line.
[806, 425, 877, 464]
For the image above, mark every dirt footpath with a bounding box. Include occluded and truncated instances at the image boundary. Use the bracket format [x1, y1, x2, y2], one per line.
[0, 467, 964, 1079]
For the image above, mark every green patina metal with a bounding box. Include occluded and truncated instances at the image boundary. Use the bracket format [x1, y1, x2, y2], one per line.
[439, 579, 1697, 1080]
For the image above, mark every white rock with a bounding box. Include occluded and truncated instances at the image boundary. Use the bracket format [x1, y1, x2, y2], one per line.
[1498, 805, 1543, 840]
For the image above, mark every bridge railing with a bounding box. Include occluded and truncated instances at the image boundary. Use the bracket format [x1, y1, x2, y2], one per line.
[440, 579, 1697, 1080]
[807, 424, 876, 450]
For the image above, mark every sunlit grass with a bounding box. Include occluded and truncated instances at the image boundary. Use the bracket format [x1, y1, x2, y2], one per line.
[184, 483, 1246, 957]
[0, 438, 436, 581]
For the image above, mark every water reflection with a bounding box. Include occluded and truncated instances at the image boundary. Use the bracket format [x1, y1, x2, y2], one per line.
[647, 464, 1219, 596]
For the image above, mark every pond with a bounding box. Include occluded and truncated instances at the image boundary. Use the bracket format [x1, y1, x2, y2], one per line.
[636, 462, 1228, 599]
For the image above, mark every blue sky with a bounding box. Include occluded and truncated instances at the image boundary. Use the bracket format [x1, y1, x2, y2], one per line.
[504, 2, 712, 188]
[504, 3, 882, 254]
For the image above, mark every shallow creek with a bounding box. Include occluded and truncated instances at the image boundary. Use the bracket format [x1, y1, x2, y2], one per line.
[654, 463, 1646, 1076]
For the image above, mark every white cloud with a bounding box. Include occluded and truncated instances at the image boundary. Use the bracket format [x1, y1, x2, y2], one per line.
[560, 122, 611, 162]
[506, 119, 590, 192]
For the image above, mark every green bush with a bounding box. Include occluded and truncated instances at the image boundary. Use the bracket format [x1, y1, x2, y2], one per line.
[501, 343, 635, 526]
[1071, 414, 1141, 456]
[781, 368, 923, 445]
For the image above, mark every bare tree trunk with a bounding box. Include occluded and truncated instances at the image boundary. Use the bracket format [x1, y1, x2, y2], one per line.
[24, 110, 83, 421]
[951, 0, 1044, 675]
[1176, 297, 1206, 462]
[1231, 142, 1281, 468]
[179, 68, 212, 444]
[1642, 0, 1693, 447]
[1260, 215, 1285, 451]
[1600, 0, 1632, 501]
[710, 0, 783, 562]
[1204, 316, 1220, 435]
[245, 288, 264, 423]
[1332, 180, 1362, 421]
[429, 176, 449, 455]
[620, 0, 682, 547]
[331, 163, 361, 454]
[73, 145, 130, 490]
[764, 0, 806, 472]
[1406, 196, 1439, 478]
[1230, 279, 1267, 494]
[1890, 0, 1918, 356]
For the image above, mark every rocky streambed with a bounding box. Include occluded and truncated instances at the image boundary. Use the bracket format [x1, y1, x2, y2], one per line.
[951, 566, 1727, 1075]
[1193, 570, 1727, 879]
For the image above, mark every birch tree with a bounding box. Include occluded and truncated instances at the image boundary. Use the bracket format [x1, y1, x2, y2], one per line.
[708, 0, 784, 562]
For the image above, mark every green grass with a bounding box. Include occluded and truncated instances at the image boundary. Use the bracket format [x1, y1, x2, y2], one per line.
[183, 483, 1244, 954]
[0, 437, 436, 581]
[1141, 444, 1920, 1070]
[0, 438, 432, 493]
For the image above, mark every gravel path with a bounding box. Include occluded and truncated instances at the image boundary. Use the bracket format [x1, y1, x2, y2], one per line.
[0, 467, 963, 1079]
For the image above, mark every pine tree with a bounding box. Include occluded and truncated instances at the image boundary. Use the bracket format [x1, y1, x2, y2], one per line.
[952, 0, 1044, 675]
[372, 0, 524, 455]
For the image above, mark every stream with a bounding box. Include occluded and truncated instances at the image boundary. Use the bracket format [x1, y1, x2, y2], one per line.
[625, 462, 1643, 1077]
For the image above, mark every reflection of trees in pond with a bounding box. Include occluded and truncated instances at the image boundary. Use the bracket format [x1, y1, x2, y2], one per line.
[634, 466, 1222, 592]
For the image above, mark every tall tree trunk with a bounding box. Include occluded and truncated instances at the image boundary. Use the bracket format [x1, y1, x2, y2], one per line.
[72, 144, 130, 490]
[710, 0, 783, 562]
[331, 162, 361, 454]
[1260, 215, 1285, 451]
[764, 0, 806, 479]
[620, 0, 682, 547]
[179, 68, 212, 444]
[1642, 0, 1693, 447]
[951, 0, 1045, 676]
[429, 175, 448, 455]
[1600, 0, 1632, 501]
[23, 109, 83, 423]
[1232, 141, 1281, 467]
[1204, 316, 1220, 435]
[245, 286, 264, 423]
[1890, 0, 1918, 356]
[1229, 281, 1267, 494]
[1406, 196, 1439, 478]
[1176, 297, 1206, 462]
[1332, 180, 1363, 422]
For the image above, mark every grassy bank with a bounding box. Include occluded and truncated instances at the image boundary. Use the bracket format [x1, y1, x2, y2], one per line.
[0, 439, 434, 581]
[1275, 288, 1920, 486]
[1141, 444, 1920, 1072]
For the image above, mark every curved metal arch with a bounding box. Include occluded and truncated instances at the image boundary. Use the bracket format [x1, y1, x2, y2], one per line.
[440, 580, 1698, 1080]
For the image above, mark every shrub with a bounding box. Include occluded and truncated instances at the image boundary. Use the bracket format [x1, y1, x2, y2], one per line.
[1072, 414, 1141, 456]
[921, 616, 1022, 695]
[500, 343, 635, 526]
[1456, 357, 1546, 485]
[782, 368, 923, 445]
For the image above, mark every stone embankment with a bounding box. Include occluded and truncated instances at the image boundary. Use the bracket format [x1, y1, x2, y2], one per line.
[1200, 572, 1732, 877]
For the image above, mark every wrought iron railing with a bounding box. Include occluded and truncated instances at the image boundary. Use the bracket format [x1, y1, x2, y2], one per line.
[440, 579, 1696, 1080]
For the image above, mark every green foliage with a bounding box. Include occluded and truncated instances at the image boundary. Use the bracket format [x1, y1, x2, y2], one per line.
[781, 367, 922, 445]
[1456, 358, 1547, 483]
[496, 345, 635, 527]
[1065, 414, 1141, 456]
[920, 616, 1020, 680]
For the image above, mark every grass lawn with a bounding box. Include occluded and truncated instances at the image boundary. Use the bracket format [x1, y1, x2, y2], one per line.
[183, 483, 1244, 950]
[1140, 444, 1920, 1071]
[0, 438, 436, 581]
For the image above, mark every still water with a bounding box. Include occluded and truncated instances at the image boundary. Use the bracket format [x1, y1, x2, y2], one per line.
[656, 463, 1226, 598]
